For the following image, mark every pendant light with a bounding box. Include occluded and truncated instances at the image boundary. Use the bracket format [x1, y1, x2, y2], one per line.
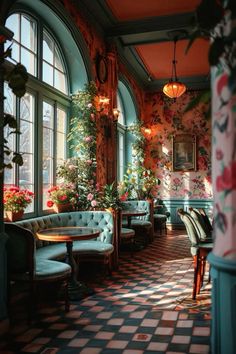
[163, 38, 186, 99]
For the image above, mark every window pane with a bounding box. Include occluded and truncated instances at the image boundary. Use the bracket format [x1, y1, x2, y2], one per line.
[4, 83, 16, 185]
[20, 121, 33, 153]
[55, 69, 66, 93]
[19, 154, 33, 185]
[43, 30, 53, 64]
[43, 61, 53, 86]
[55, 47, 63, 70]
[6, 14, 19, 41]
[21, 47, 36, 76]
[43, 101, 54, 128]
[118, 133, 124, 181]
[43, 127, 53, 157]
[10, 42, 20, 64]
[20, 92, 34, 122]
[4, 83, 15, 115]
[57, 107, 66, 133]
[57, 132, 65, 161]
[21, 15, 36, 52]
[117, 94, 125, 125]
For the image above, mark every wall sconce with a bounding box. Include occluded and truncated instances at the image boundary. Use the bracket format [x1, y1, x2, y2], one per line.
[99, 96, 110, 105]
[112, 108, 120, 122]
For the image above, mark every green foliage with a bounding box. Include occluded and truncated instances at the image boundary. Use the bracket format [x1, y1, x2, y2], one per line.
[128, 121, 146, 162]
[118, 165, 161, 200]
[1, 39, 28, 174]
[100, 182, 121, 210]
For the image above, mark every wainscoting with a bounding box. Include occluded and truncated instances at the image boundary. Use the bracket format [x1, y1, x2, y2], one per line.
[162, 199, 213, 229]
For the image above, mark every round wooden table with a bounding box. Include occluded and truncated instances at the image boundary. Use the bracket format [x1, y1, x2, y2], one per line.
[36, 226, 100, 300]
[122, 210, 147, 228]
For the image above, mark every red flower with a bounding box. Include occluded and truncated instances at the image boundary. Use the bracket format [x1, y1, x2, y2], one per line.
[216, 161, 236, 192]
[47, 200, 54, 207]
[120, 192, 129, 201]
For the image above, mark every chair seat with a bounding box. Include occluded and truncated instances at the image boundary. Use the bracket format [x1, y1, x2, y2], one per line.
[154, 214, 167, 222]
[36, 241, 114, 260]
[154, 214, 167, 235]
[121, 228, 135, 240]
[122, 220, 152, 228]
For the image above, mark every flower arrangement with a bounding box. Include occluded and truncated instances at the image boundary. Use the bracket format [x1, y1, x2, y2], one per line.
[118, 165, 161, 200]
[47, 184, 78, 208]
[3, 186, 34, 212]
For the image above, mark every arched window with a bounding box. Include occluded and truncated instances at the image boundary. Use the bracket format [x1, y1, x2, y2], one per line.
[117, 80, 138, 181]
[4, 1, 89, 215]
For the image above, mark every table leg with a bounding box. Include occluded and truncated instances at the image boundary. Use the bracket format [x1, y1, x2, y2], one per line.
[127, 216, 132, 229]
[66, 241, 94, 300]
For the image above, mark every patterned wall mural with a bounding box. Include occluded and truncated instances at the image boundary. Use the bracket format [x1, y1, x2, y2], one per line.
[143, 91, 212, 200]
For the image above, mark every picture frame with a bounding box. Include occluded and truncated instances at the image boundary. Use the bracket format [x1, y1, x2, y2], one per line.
[96, 55, 108, 83]
[172, 134, 197, 172]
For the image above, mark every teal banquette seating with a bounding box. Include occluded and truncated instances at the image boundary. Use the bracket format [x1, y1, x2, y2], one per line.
[12, 210, 117, 273]
[5, 222, 71, 320]
[121, 200, 154, 244]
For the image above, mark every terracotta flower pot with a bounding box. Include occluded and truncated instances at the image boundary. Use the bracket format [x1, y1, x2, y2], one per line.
[6, 210, 24, 222]
[53, 203, 74, 213]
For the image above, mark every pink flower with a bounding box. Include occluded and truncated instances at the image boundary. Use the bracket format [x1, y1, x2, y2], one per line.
[86, 159, 92, 165]
[91, 200, 97, 207]
[87, 193, 94, 201]
[87, 103, 92, 108]
[84, 136, 92, 142]
[216, 149, 223, 160]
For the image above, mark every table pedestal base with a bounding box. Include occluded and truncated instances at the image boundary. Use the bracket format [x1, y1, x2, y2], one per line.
[68, 280, 94, 301]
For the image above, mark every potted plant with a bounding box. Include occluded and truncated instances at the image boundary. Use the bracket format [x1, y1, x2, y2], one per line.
[118, 165, 161, 201]
[47, 184, 78, 213]
[3, 186, 34, 221]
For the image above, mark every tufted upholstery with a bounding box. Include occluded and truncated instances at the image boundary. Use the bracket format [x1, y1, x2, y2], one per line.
[5, 223, 71, 319]
[14, 211, 116, 272]
[121, 200, 154, 244]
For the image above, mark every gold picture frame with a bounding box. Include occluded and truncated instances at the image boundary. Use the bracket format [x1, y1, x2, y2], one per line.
[172, 134, 197, 172]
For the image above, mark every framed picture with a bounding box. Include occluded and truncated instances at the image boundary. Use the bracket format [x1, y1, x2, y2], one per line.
[96, 55, 108, 83]
[172, 134, 197, 172]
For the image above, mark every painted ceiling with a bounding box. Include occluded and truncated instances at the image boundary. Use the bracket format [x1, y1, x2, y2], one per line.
[79, 0, 209, 91]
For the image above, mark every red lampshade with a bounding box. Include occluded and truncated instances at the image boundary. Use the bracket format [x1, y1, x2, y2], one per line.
[163, 81, 186, 99]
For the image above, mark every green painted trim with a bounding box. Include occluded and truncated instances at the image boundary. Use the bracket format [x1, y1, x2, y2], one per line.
[208, 252, 236, 273]
[160, 198, 213, 226]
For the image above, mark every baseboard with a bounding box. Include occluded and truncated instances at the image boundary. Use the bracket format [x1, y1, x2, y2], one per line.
[167, 224, 185, 230]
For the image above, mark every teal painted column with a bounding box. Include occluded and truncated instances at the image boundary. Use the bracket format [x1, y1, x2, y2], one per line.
[208, 253, 236, 354]
[209, 2, 236, 354]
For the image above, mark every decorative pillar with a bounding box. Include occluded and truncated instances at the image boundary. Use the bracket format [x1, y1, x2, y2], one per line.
[209, 3, 236, 353]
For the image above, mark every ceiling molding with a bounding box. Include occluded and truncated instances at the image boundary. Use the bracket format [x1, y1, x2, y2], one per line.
[106, 12, 195, 39]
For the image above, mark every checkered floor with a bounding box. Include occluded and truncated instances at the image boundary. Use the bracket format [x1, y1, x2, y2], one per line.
[0, 229, 211, 354]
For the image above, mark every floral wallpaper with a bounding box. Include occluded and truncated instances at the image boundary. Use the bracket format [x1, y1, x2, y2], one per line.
[143, 91, 212, 200]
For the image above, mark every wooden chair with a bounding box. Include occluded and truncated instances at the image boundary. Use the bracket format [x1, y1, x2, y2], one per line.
[5, 223, 71, 321]
[177, 209, 213, 299]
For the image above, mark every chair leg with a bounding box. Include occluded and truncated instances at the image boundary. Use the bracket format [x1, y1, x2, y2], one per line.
[192, 255, 200, 300]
